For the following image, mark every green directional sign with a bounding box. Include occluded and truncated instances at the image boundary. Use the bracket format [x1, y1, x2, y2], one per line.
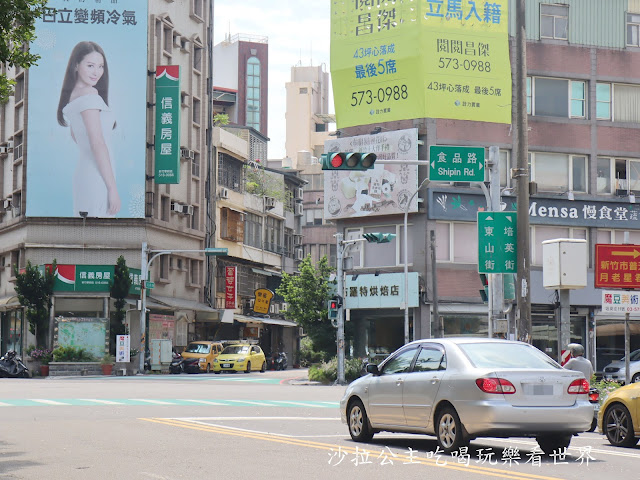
[429, 145, 485, 182]
[205, 248, 228, 256]
[146, 281, 155, 290]
[478, 212, 517, 274]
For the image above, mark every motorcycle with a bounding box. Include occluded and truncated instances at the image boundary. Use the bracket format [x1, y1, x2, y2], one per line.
[0, 350, 30, 378]
[587, 386, 599, 432]
[274, 351, 288, 371]
[169, 352, 185, 374]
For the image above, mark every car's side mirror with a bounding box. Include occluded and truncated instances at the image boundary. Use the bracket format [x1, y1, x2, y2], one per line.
[366, 363, 380, 375]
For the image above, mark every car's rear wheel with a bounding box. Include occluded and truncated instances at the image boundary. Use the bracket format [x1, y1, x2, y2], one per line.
[588, 417, 597, 432]
[347, 399, 373, 442]
[245, 361, 251, 373]
[632, 373, 640, 383]
[604, 403, 639, 447]
[435, 406, 469, 454]
[260, 361, 266, 373]
[536, 434, 572, 455]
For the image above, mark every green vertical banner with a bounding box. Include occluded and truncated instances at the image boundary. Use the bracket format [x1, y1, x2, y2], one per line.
[155, 66, 181, 184]
[477, 212, 517, 274]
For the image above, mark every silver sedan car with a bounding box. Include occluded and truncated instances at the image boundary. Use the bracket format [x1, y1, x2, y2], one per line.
[340, 337, 593, 454]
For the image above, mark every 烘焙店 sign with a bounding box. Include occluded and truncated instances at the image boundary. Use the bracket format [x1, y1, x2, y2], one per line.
[155, 66, 181, 184]
[601, 290, 640, 313]
[596, 244, 640, 289]
[225, 267, 237, 309]
[344, 272, 419, 309]
[44, 264, 142, 294]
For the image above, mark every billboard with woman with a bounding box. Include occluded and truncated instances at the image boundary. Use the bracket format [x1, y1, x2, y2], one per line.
[26, 0, 147, 218]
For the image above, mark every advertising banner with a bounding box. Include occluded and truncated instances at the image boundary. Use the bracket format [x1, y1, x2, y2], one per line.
[26, 0, 148, 218]
[324, 128, 418, 220]
[331, 0, 511, 128]
[45, 264, 142, 294]
[155, 66, 181, 184]
[116, 334, 130, 363]
[225, 266, 237, 309]
[602, 290, 640, 314]
[596, 244, 640, 289]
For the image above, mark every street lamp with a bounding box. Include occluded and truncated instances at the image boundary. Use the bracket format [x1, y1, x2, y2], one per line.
[403, 177, 429, 344]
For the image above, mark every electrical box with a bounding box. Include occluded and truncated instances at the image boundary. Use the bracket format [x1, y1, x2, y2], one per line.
[150, 339, 172, 370]
[542, 238, 587, 289]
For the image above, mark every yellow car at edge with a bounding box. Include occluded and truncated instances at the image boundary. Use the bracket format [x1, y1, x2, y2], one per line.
[599, 381, 640, 447]
[213, 344, 267, 373]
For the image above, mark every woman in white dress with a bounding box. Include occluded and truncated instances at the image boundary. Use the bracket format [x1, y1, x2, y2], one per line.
[57, 41, 120, 217]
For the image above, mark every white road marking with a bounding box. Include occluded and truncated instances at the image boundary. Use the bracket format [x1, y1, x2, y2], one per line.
[178, 416, 340, 421]
[271, 400, 332, 408]
[77, 399, 123, 405]
[175, 399, 227, 406]
[129, 399, 175, 405]
[28, 399, 69, 405]
[479, 436, 640, 459]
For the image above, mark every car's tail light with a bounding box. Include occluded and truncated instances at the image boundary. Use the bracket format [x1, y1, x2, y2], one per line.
[567, 378, 589, 394]
[475, 377, 516, 394]
[588, 391, 599, 402]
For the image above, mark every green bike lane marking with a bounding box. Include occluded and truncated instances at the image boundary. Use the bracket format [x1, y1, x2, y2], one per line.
[67, 375, 285, 384]
[0, 398, 340, 408]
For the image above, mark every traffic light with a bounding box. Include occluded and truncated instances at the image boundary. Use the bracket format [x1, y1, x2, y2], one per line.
[328, 298, 339, 320]
[320, 152, 377, 171]
[479, 273, 489, 303]
[363, 233, 397, 243]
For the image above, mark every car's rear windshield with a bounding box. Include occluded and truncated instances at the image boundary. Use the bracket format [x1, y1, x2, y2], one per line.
[458, 343, 561, 370]
[185, 343, 211, 354]
[222, 346, 250, 354]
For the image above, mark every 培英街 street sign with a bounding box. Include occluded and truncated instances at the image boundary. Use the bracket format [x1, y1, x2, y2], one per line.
[429, 145, 485, 182]
[478, 211, 517, 274]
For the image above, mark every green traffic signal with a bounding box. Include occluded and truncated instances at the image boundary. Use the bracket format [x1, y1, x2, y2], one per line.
[363, 233, 397, 243]
[320, 152, 377, 171]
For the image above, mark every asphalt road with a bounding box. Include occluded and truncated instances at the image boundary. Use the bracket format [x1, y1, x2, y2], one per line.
[1, 369, 639, 480]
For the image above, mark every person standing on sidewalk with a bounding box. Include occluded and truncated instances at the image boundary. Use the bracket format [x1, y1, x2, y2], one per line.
[563, 343, 594, 384]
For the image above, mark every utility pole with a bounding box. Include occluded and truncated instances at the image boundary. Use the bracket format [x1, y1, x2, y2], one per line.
[515, 0, 532, 342]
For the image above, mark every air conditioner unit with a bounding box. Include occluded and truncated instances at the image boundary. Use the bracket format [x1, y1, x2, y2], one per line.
[180, 147, 194, 160]
[293, 234, 303, 246]
[294, 187, 304, 201]
[185, 205, 194, 215]
[219, 187, 229, 199]
[171, 201, 182, 212]
[295, 248, 304, 261]
[264, 196, 275, 209]
[0, 146, 7, 155]
[3, 199, 11, 209]
[270, 304, 280, 314]
[295, 203, 304, 216]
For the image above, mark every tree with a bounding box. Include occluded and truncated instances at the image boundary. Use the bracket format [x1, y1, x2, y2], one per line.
[0, 0, 48, 104]
[109, 255, 132, 339]
[276, 255, 336, 359]
[14, 260, 56, 348]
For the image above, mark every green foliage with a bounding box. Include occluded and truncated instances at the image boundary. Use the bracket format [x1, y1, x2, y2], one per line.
[29, 348, 52, 365]
[14, 260, 56, 348]
[243, 162, 293, 211]
[0, 0, 48, 104]
[213, 113, 229, 126]
[298, 337, 324, 367]
[277, 255, 337, 359]
[591, 376, 623, 405]
[52, 346, 95, 362]
[308, 357, 364, 384]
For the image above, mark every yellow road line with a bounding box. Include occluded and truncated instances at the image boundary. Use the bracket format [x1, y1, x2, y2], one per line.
[140, 417, 566, 480]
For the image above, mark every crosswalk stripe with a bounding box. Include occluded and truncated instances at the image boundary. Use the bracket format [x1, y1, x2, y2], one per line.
[176, 399, 227, 406]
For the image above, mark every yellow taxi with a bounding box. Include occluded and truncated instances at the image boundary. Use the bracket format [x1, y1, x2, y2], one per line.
[212, 344, 266, 373]
[181, 341, 223, 373]
[599, 381, 640, 447]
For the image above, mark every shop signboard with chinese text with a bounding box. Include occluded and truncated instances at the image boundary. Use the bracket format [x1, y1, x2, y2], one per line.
[116, 335, 130, 363]
[44, 264, 142, 294]
[225, 267, 237, 309]
[477, 212, 517, 274]
[253, 288, 274, 315]
[155, 66, 181, 183]
[324, 128, 418, 220]
[429, 145, 485, 182]
[330, 0, 511, 128]
[601, 290, 640, 314]
[596, 244, 640, 289]
[344, 272, 419, 309]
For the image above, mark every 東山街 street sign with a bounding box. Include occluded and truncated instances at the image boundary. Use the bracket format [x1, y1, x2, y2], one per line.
[429, 145, 485, 182]
[478, 211, 517, 274]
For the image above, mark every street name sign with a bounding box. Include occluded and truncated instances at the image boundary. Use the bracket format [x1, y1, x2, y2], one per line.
[429, 145, 485, 182]
[595, 243, 640, 289]
[205, 248, 229, 256]
[478, 212, 517, 274]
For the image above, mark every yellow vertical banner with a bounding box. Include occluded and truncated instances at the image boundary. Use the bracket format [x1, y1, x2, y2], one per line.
[331, 0, 511, 128]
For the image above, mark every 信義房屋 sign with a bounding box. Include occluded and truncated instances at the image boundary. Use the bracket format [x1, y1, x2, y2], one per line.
[43, 264, 142, 294]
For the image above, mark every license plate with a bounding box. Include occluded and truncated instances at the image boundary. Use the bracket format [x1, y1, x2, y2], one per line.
[222, 363, 231, 368]
[523, 384, 554, 395]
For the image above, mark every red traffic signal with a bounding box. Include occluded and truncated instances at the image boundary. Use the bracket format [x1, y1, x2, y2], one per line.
[321, 152, 377, 171]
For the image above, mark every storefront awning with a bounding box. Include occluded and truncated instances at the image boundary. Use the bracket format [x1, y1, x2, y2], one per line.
[233, 314, 297, 327]
[251, 268, 282, 277]
[0, 295, 20, 311]
[148, 295, 219, 321]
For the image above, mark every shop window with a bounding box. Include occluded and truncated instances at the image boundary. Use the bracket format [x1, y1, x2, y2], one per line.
[528, 77, 585, 118]
[531, 226, 586, 265]
[530, 152, 586, 193]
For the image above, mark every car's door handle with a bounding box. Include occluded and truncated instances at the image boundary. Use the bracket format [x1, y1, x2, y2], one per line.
[431, 377, 440, 384]
[396, 378, 404, 386]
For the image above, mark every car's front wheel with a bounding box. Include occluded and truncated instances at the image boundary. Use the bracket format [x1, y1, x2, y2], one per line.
[245, 361, 251, 373]
[536, 434, 572, 455]
[347, 399, 373, 442]
[604, 403, 639, 447]
[435, 406, 469, 454]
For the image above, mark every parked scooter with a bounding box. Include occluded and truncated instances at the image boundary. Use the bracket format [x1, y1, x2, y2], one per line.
[169, 351, 185, 374]
[0, 350, 29, 378]
[587, 386, 600, 432]
[274, 351, 288, 371]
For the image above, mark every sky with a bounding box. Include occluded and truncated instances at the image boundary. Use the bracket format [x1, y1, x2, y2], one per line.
[213, 0, 333, 159]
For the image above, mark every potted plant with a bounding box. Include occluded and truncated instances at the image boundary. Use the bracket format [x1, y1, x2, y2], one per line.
[101, 354, 114, 376]
[30, 348, 53, 376]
